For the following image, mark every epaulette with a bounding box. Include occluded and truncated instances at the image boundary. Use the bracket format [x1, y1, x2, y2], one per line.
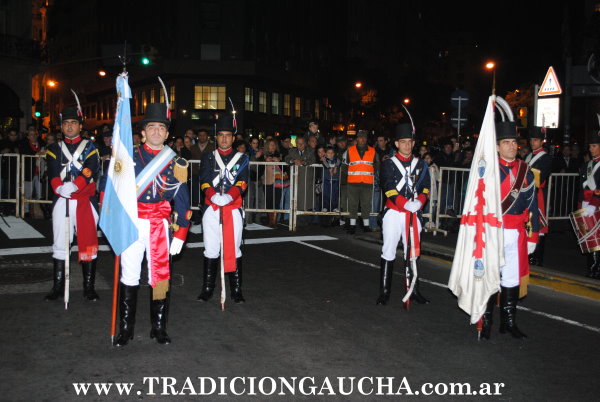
[173, 156, 189, 183]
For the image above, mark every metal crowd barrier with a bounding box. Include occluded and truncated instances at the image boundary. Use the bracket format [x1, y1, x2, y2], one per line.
[245, 161, 294, 230]
[546, 173, 579, 219]
[13, 155, 584, 232]
[0, 153, 20, 217]
[434, 167, 470, 236]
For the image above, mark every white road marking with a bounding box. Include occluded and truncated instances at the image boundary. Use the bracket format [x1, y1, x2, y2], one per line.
[0, 216, 44, 239]
[296, 240, 600, 334]
[0, 236, 337, 256]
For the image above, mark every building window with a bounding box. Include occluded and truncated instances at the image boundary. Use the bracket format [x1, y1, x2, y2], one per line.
[169, 85, 176, 110]
[194, 85, 226, 110]
[283, 94, 291, 116]
[245, 87, 254, 111]
[294, 97, 301, 117]
[159, 88, 165, 103]
[272, 93, 280, 115]
[141, 91, 147, 114]
[314, 99, 320, 119]
[150, 88, 156, 103]
[258, 91, 267, 113]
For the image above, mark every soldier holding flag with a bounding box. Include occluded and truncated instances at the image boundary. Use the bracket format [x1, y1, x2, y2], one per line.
[525, 126, 552, 266]
[44, 101, 100, 302]
[197, 114, 249, 305]
[376, 122, 430, 306]
[113, 102, 191, 346]
[481, 121, 539, 339]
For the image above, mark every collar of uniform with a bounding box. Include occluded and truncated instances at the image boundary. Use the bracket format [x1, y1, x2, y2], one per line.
[218, 147, 233, 156]
[143, 143, 161, 155]
[533, 147, 544, 155]
[594, 156, 600, 163]
[64, 135, 81, 145]
[499, 157, 517, 167]
[395, 152, 412, 162]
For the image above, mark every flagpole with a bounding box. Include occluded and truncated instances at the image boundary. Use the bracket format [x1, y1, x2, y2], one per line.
[110, 256, 120, 344]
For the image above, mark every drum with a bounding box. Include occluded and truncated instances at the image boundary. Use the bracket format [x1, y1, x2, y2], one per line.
[570, 208, 600, 253]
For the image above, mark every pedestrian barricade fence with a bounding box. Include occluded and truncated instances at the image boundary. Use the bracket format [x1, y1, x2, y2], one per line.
[12, 156, 582, 234]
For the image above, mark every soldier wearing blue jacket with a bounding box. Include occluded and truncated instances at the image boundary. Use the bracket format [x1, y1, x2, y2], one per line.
[114, 103, 191, 346]
[197, 115, 249, 304]
[377, 123, 431, 306]
[481, 121, 539, 340]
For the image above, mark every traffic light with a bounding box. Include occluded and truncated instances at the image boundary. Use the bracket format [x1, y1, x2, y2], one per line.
[140, 44, 158, 66]
[34, 100, 43, 118]
[518, 107, 528, 128]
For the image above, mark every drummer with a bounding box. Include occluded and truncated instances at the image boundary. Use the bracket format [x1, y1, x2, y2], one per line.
[578, 129, 600, 278]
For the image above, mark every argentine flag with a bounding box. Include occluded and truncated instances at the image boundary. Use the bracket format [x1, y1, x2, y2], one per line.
[99, 73, 138, 255]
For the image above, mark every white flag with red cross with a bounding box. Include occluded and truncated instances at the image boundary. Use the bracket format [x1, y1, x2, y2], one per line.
[448, 95, 505, 324]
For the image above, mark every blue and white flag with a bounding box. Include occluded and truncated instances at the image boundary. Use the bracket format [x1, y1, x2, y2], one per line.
[99, 73, 138, 255]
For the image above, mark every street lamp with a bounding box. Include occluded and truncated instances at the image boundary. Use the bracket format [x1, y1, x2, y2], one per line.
[98, 70, 107, 77]
[354, 81, 362, 89]
[403, 98, 410, 104]
[485, 61, 496, 95]
[47, 80, 57, 88]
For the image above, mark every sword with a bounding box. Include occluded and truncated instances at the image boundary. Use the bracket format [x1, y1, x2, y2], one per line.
[219, 168, 226, 311]
[63, 163, 71, 310]
[402, 172, 418, 310]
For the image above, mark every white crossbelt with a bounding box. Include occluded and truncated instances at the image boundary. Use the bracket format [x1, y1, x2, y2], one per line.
[391, 156, 419, 194]
[525, 150, 546, 166]
[583, 160, 600, 191]
[212, 151, 244, 187]
[59, 140, 88, 180]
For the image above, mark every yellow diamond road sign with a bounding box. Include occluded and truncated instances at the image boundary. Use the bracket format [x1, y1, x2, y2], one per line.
[538, 66, 562, 96]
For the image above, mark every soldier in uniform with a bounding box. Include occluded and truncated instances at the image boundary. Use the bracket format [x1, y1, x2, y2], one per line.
[481, 121, 539, 340]
[197, 115, 249, 304]
[114, 103, 191, 346]
[377, 123, 430, 305]
[578, 129, 600, 278]
[525, 127, 553, 266]
[44, 105, 100, 302]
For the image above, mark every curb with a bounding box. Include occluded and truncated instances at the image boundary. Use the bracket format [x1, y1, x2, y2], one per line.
[354, 234, 600, 302]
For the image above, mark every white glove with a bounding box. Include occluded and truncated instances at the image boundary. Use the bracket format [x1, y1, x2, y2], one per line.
[211, 193, 233, 207]
[57, 182, 78, 198]
[170, 237, 184, 255]
[527, 242, 537, 255]
[582, 201, 596, 217]
[404, 199, 422, 213]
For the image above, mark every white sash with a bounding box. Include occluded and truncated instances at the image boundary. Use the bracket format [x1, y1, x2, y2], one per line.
[584, 160, 600, 191]
[391, 156, 419, 194]
[59, 140, 88, 180]
[525, 150, 546, 166]
[212, 151, 244, 187]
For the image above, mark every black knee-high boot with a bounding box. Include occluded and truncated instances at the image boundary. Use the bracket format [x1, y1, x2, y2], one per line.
[229, 257, 245, 303]
[81, 260, 99, 301]
[150, 293, 171, 344]
[481, 293, 497, 340]
[376, 258, 394, 305]
[499, 286, 527, 339]
[197, 257, 218, 301]
[44, 259, 65, 301]
[114, 284, 139, 347]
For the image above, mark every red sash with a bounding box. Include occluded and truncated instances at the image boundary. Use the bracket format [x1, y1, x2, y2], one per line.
[405, 212, 421, 259]
[138, 201, 171, 287]
[71, 182, 98, 262]
[537, 185, 548, 234]
[210, 197, 243, 273]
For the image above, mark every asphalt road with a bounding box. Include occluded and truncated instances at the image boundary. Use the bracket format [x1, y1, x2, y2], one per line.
[1, 221, 599, 401]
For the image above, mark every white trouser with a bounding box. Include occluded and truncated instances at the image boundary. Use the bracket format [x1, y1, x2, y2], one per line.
[52, 198, 99, 260]
[120, 217, 170, 286]
[500, 228, 520, 288]
[202, 207, 243, 259]
[381, 209, 422, 262]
